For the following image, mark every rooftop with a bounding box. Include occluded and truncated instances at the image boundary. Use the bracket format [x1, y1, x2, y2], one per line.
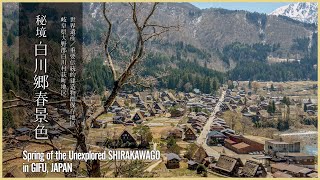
[232, 142, 250, 149]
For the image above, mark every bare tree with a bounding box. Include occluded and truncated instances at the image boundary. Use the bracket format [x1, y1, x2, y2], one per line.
[239, 116, 252, 135]
[252, 81, 260, 94]
[86, 2, 178, 128]
[224, 111, 239, 130]
[3, 2, 178, 177]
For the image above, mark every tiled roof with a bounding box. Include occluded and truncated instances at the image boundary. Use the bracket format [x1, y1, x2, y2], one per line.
[167, 153, 181, 161]
[232, 142, 250, 149]
[215, 155, 242, 172]
[5, 166, 26, 177]
[241, 160, 262, 177]
[225, 139, 236, 144]
[273, 171, 292, 178]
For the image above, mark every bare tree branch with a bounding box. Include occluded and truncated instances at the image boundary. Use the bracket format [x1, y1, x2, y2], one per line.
[103, 3, 117, 81]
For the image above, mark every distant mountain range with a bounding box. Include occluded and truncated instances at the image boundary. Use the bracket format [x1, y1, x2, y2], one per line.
[2, 2, 318, 86]
[82, 3, 317, 71]
[270, 2, 318, 24]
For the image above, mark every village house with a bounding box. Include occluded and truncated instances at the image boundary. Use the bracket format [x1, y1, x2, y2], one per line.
[48, 130, 61, 139]
[206, 130, 226, 146]
[210, 124, 225, 131]
[183, 126, 197, 141]
[4, 166, 26, 178]
[249, 105, 259, 112]
[213, 118, 227, 125]
[166, 128, 183, 139]
[116, 109, 130, 118]
[229, 98, 237, 105]
[112, 99, 125, 108]
[188, 115, 207, 124]
[116, 129, 138, 148]
[211, 155, 244, 177]
[239, 160, 267, 177]
[154, 103, 166, 114]
[129, 95, 139, 104]
[272, 171, 293, 178]
[276, 152, 315, 167]
[224, 135, 264, 154]
[133, 92, 141, 99]
[170, 107, 185, 117]
[132, 111, 145, 124]
[265, 140, 300, 155]
[306, 110, 316, 116]
[192, 145, 208, 163]
[15, 127, 32, 137]
[147, 104, 157, 116]
[307, 172, 318, 178]
[167, 92, 177, 102]
[220, 128, 235, 135]
[196, 111, 209, 117]
[191, 123, 203, 133]
[240, 106, 249, 114]
[138, 103, 148, 110]
[135, 101, 145, 108]
[161, 96, 170, 102]
[124, 120, 135, 126]
[187, 160, 198, 170]
[91, 119, 107, 128]
[270, 163, 315, 177]
[105, 128, 139, 148]
[237, 99, 244, 105]
[305, 104, 317, 112]
[259, 101, 269, 110]
[165, 153, 181, 169]
[113, 116, 125, 124]
[203, 156, 215, 167]
[146, 95, 153, 102]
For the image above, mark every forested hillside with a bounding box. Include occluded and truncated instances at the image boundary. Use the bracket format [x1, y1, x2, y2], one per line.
[2, 3, 318, 95]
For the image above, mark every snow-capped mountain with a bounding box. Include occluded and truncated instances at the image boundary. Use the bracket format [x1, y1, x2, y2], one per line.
[269, 2, 318, 24]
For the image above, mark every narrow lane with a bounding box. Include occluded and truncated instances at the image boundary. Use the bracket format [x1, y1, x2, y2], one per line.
[196, 90, 226, 159]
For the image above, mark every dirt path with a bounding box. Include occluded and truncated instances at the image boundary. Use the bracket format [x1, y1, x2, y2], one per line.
[144, 159, 162, 172]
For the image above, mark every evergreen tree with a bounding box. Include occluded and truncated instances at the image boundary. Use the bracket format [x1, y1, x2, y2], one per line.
[304, 104, 307, 112]
[3, 110, 15, 129]
[271, 84, 275, 91]
[7, 33, 14, 46]
[272, 100, 276, 113]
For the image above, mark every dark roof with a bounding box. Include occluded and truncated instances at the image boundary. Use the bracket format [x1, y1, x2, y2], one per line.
[187, 160, 198, 165]
[48, 130, 61, 135]
[15, 127, 31, 133]
[207, 130, 226, 138]
[278, 152, 315, 157]
[167, 153, 181, 161]
[241, 160, 265, 177]
[185, 125, 197, 134]
[221, 129, 235, 134]
[215, 155, 243, 172]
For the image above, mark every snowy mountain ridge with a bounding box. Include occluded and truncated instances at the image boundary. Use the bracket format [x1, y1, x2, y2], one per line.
[270, 2, 318, 24]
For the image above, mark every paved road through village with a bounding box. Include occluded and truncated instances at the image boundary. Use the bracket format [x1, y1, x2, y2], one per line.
[196, 90, 226, 159]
